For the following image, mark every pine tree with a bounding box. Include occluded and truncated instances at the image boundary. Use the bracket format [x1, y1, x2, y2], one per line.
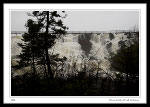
[28, 11, 68, 79]
[17, 19, 42, 79]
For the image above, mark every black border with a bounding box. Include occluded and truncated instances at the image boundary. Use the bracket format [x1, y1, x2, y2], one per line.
[2, 1, 148, 104]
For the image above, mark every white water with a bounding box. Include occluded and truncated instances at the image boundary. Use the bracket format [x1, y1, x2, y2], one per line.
[49, 33, 129, 73]
[11, 32, 134, 77]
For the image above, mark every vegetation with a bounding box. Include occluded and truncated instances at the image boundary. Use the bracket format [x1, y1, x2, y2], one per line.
[110, 32, 139, 95]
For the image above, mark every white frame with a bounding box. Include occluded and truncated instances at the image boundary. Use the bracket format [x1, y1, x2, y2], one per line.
[4, 3, 147, 104]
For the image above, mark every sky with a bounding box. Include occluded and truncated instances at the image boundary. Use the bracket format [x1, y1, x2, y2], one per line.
[11, 11, 139, 32]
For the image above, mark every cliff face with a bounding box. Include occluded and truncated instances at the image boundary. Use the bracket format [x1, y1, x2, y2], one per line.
[48, 33, 135, 72]
[53, 33, 128, 57]
[11, 32, 138, 74]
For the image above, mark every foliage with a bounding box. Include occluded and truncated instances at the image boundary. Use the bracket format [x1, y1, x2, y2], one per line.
[110, 36, 139, 76]
[15, 11, 68, 79]
[110, 32, 139, 95]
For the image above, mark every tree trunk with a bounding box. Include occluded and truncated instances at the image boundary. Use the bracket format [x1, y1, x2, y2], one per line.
[45, 11, 53, 80]
[32, 50, 36, 80]
[44, 58, 48, 79]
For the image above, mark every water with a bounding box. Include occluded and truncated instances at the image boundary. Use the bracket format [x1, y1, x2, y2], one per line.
[49, 33, 130, 73]
[11, 32, 136, 77]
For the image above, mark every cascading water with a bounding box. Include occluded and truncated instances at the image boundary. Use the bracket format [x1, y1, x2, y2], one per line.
[11, 32, 135, 77]
[49, 32, 131, 74]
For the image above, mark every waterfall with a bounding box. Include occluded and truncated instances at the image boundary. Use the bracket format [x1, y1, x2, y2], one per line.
[11, 32, 133, 76]
[50, 34, 83, 60]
